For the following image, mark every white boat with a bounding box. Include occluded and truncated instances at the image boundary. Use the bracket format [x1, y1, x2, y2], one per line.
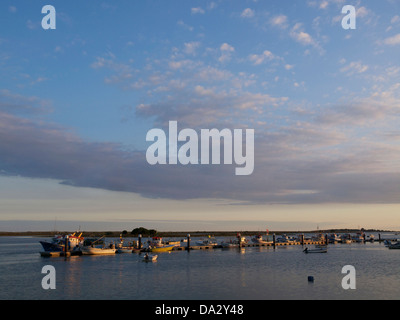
[365, 234, 375, 242]
[221, 236, 247, 248]
[388, 242, 400, 249]
[221, 241, 239, 248]
[276, 234, 296, 243]
[328, 234, 341, 243]
[81, 246, 117, 255]
[353, 232, 365, 242]
[116, 238, 138, 253]
[196, 236, 218, 247]
[116, 247, 134, 253]
[143, 253, 158, 262]
[341, 234, 352, 243]
[303, 247, 327, 253]
[251, 234, 270, 244]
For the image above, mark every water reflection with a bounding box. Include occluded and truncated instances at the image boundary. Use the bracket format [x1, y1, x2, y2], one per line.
[1, 236, 400, 299]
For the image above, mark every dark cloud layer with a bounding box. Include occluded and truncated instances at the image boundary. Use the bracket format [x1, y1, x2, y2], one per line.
[1, 106, 399, 204]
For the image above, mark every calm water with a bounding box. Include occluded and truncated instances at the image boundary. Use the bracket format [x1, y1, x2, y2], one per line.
[0, 235, 399, 300]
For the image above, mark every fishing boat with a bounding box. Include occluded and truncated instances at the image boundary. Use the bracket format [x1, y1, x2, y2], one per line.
[116, 235, 138, 253]
[303, 247, 327, 253]
[81, 246, 117, 255]
[79, 235, 116, 255]
[143, 253, 158, 262]
[149, 244, 175, 252]
[149, 236, 162, 246]
[39, 232, 84, 252]
[251, 234, 270, 244]
[146, 236, 176, 252]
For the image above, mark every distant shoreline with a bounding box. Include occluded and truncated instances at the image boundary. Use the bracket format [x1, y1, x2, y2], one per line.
[0, 228, 395, 238]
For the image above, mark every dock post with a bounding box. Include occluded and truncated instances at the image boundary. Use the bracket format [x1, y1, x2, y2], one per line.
[325, 234, 328, 245]
[187, 234, 191, 251]
[138, 234, 142, 249]
[273, 233, 276, 248]
[237, 233, 242, 248]
[378, 233, 381, 242]
[301, 234, 304, 245]
[64, 235, 69, 257]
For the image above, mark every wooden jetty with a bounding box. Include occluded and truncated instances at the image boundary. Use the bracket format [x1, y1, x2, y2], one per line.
[173, 237, 326, 251]
[40, 251, 82, 257]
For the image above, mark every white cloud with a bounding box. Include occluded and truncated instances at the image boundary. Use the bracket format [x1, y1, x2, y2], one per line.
[26, 20, 38, 30]
[220, 43, 234, 52]
[356, 6, 369, 18]
[248, 50, 279, 65]
[177, 20, 194, 31]
[391, 15, 400, 24]
[183, 41, 201, 55]
[290, 24, 314, 45]
[269, 15, 288, 29]
[241, 8, 255, 18]
[289, 23, 324, 54]
[191, 7, 205, 14]
[383, 33, 400, 45]
[340, 61, 369, 75]
[219, 43, 235, 63]
[319, 1, 329, 9]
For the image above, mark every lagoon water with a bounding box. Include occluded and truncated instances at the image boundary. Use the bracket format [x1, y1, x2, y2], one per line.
[0, 235, 399, 300]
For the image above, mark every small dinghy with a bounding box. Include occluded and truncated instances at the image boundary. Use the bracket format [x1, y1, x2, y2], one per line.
[303, 247, 327, 253]
[143, 253, 158, 262]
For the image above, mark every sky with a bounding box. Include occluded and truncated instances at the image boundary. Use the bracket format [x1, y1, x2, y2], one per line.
[1, 0, 400, 232]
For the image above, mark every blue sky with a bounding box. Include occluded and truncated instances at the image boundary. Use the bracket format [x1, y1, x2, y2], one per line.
[1, 0, 400, 231]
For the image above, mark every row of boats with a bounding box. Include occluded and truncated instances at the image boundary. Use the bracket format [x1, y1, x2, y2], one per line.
[39, 233, 174, 255]
[39, 231, 383, 256]
[39, 233, 220, 255]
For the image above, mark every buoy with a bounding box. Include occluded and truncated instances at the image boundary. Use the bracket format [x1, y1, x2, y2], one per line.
[308, 276, 314, 282]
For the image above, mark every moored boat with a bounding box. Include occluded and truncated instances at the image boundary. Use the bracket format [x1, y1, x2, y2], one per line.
[328, 234, 341, 243]
[116, 235, 139, 253]
[39, 232, 84, 252]
[388, 242, 400, 249]
[149, 244, 175, 252]
[81, 246, 117, 255]
[303, 247, 327, 253]
[143, 253, 158, 262]
[276, 234, 296, 243]
[196, 236, 218, 247]
[221, 235, 247, 248]
[116, 247, 134, 253]
[353, 232, 365, 242]
[251, 234, 270, 244]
